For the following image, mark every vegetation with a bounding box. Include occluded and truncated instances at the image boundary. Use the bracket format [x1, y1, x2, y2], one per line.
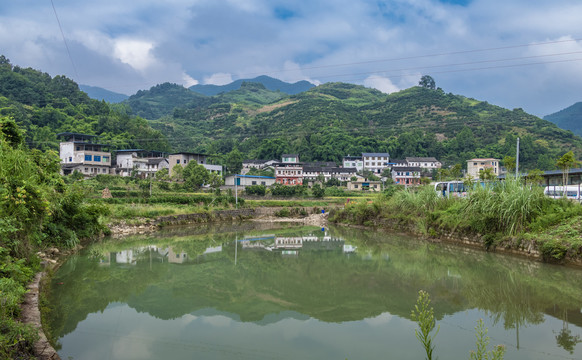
[330, 179, 582, 263]
[0, 55, 169, 153]
[544, 101, 582, 137]
[0, 118, 109, 358]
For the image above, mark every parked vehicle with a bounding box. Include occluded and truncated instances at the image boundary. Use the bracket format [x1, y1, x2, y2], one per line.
[434, 181, 468, 198]
[543, 185, 582, 200]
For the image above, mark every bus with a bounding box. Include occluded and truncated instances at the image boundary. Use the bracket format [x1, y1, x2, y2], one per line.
[543, 185, 582, 201]
[434, 181, 468, 198]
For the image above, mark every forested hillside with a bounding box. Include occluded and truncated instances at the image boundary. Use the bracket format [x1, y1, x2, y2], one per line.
[544, 102, 582, 137]
[144, 81, 582, 170]
[0, 55, 169, 152]
[189, 75, 314, 96]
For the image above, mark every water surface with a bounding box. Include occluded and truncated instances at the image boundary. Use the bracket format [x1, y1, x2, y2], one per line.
[46, 223, 582, 359]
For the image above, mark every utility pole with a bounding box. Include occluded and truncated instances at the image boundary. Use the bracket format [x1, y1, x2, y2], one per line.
[515, 137, 520, 178]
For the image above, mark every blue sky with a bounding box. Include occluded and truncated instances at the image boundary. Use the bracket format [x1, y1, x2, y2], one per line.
[1, 0, 581, 116]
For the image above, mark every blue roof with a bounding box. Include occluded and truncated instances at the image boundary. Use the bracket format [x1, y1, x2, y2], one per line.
[236, 174, 275, 179]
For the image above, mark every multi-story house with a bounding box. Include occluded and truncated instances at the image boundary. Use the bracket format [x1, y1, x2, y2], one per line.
[405, 157, 442, 170]
[241, 159, 278, 174]
[116, 149, 168, 177]
[58, 132, 111, 176]
[362, 152, 390, 174]
[303, 166, 357, 183]
[168, 152, 223, 177]
[342, 156, 364, 172]
[391, 166, 422, 186]
[275, 154, 303, 185]
[466, 158, 500, 179]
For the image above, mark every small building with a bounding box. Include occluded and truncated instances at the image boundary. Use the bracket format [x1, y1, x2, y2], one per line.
[275, 154, 303, 185]
[467, 158, 500, 179]
[405, 157, 442, 169]
[362, 152, 390, 174]
[343, 156, 364, 172]
[224, 174, 276, 187]
[392, 166, 422, 186]
[241, 159, 278, 174]
[347, 177, 382, 191]
[168, 152, 222, 177]
[115, 149, 168, 177]
[57, 132, 111, 176]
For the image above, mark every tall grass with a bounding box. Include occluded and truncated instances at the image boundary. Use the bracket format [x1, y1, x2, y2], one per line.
[463, 179, 549, 235]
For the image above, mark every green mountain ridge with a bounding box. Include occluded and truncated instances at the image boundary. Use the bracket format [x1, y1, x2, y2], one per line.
[0, 55, 169, 152]
[189, 75, 315, 96]
[544, 102, 582, 137]
[145, 81, 582, 170]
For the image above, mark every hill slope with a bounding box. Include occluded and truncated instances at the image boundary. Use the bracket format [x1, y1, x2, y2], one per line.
[544, 102, 582, 136]
[80, 84, 129, 103]
[149, 82, 582, 170]
[0, 56, 169, 152]
[189, 75, 314, 96]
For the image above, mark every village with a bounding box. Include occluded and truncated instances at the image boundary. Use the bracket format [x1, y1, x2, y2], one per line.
[57, 131, 580, 192]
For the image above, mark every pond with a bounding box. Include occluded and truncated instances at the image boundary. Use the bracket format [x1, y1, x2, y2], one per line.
[45, 222, 582, 359]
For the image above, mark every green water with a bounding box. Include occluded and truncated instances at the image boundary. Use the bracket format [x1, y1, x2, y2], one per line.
[45, 223, 582, 359]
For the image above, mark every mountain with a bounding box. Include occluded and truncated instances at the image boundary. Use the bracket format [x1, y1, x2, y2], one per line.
[543, 102, 582, 137]
[79, 84, 129, 103]
[0, 56, 169, 152]
[189, 75, 314, 96]
[148, 82, 582, 170]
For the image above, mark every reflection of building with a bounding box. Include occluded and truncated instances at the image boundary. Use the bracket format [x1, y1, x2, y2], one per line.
[115, 250, 137, 265]
[168, 247, 189, 264]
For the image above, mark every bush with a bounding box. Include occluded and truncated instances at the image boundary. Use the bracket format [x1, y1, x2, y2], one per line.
[245, 185, 266, 196]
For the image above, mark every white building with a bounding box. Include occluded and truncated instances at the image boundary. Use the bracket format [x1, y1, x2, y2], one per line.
[224, 174, 276, 187]
[362, 152, 390, 174]
[58, 132, 111, 176]
[405, 157, 442, 170]
[342, 156, 363, 172]
[466, 158, 500, 179]
[168, 152, 222, 177]
[115, 149, 169, 177]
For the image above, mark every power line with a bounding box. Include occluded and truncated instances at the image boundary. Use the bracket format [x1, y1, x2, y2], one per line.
[50, 0, 78, 80]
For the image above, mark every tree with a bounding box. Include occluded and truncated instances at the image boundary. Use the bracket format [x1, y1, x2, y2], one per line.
[526, 169, 544, 186]
[171, 164, 184, 181]
[183, 162, 210, 190]
[479, 168, 497, 182]
[556, 151, 578, 188]
[311, 183, 325, 198]
[419, 75, 436, 90]
[503, 156, 516, 174]
[225, 148, 243, 175]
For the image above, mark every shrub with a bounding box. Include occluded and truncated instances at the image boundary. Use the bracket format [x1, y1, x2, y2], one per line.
[245, 185, 266, 196]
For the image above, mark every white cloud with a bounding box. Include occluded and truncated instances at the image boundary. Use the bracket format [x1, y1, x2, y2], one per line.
[203, 72, 233, 85]
[113, 39, 156, 72]
[363, 75, 400, 94]
[182, 73, 199, 87]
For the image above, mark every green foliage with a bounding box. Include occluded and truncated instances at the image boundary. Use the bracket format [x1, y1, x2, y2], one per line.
[270, 183, 306, 197]
[419, 75, 436, 90]
[183, 162, 210, 190]
[470, 319, 506, 360]
[311, 184, 325, 198]
[245, 185, 267, 196]
[411, 290, 440, 360]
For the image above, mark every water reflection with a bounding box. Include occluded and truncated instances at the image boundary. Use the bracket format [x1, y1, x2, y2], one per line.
[46, 223, 582, 359]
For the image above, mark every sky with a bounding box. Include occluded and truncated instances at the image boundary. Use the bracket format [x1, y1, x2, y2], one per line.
[1, 0, 581, 117]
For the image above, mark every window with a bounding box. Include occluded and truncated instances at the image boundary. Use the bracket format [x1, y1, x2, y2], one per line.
[76, 146, 81, 151]
[84, 167, 88, 172]
[252, 181, 257, 185]
[103, 168, 107, 173]
[68, 157, 72, 162]
[354, 184, 358, 188]
[103, 156, 109, 163]
[94, 155, 101, 162]
[177, 159, 180, 164]
[261, 181, 266, 185]
[85, 154, 92, 161]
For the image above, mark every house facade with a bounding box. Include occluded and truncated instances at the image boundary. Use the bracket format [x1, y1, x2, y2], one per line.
[362, 152, 390, 174]
[467, 158, 500, 179]
[58, 132, 111, 176]
[168, 152, 223, 177]
[342, 156, 363, 172]
[275, 154, 303, 185]
[405, 157, 442, 170]
[115, 150, 168, 177]
[346, 177, 382, 191]
[392, 167, 422, 186]
[224, 174, 276, 187]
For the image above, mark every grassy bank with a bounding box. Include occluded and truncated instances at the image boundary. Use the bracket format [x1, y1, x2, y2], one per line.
[329, 179, 582, 264]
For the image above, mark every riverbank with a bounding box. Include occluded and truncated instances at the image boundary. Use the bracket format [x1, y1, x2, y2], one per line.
[328, 182, 582, 266]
